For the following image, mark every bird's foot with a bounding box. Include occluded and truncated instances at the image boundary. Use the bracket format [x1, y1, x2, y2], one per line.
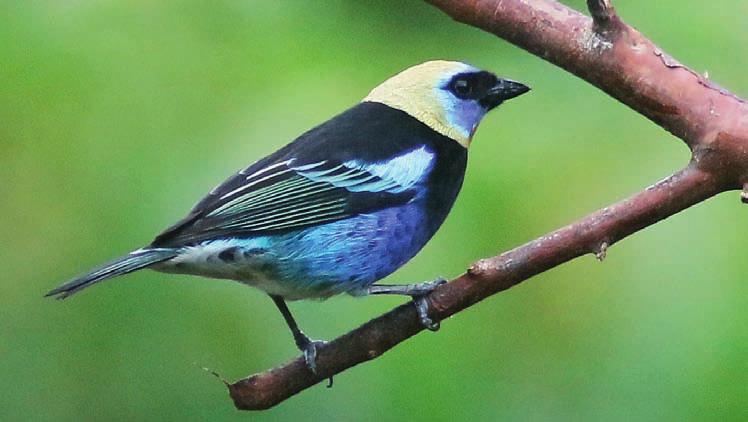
[296, 334, 327, 375]
[363, 278, 448, 332]
[299, 338, 334, 387]
[409, 277, 447, 332]
[302, 340, 327, 374]
[405, 277, 448, 296]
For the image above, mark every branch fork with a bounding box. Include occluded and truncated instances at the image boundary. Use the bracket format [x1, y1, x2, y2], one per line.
[226, 0, 748, 409]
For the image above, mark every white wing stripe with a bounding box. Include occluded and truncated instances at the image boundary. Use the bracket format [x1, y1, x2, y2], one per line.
[217, 177, 310, 212]
[226, 186, 338, 221]
[243, 159, 293, 180]
[291, 161, 326, 171]
[227, 198, 347, 227]
[245, 183, 337, 211]
[223, 201, 346, 230]
[296, 164, 344, 178]
[244, 209, 346, 231]
[210, 176, 310, 216]
[219, 168, 293, 200]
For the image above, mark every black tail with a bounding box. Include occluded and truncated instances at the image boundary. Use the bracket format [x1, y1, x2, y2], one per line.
[46, 248, 177, 299]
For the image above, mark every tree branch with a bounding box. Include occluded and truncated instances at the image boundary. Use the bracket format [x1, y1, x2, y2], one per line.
[426, 0, 748, 155]
[228, 0, 748, 409]
[229, 164, 722, 410]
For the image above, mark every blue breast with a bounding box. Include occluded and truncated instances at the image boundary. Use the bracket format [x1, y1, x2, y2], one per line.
[249, 202, 432, 298]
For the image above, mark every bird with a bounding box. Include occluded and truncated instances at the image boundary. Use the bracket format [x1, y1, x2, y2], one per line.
[47, 60, 530, 372]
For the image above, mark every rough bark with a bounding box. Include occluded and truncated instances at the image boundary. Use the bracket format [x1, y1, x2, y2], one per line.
[228, 0, 748, 410]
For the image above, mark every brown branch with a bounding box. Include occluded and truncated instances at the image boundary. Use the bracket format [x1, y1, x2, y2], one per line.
[427, 0, 748, 155]
[230, 164, 723, 410]
[228, 0, 748, 409]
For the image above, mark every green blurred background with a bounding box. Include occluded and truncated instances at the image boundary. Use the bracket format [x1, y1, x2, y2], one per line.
[2, 0, 747, 420]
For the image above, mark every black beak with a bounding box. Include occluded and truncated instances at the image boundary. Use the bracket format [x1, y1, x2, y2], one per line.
[481, 78, 531, 110]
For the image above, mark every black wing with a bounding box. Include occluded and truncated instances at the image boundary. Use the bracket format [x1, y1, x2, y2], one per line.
[151, 149, 436, 247]
[151, 102, 441, 247]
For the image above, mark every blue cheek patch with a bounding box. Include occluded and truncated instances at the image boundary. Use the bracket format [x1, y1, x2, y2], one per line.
[436, 88, 487, 139]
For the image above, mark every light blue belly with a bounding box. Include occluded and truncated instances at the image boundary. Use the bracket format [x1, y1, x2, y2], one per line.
[157, 204, 433, 300]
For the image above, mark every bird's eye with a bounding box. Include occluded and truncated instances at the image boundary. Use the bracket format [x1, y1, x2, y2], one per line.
[453, 78, 472, 97]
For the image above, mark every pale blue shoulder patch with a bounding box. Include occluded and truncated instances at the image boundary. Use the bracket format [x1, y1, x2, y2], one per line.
[296, 146, 435, 194]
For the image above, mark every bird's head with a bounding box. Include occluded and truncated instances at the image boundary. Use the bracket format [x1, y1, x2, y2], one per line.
[363, 60, 529, 148]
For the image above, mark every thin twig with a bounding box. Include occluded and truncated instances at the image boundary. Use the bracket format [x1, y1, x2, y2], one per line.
[587, 0, 616, 26]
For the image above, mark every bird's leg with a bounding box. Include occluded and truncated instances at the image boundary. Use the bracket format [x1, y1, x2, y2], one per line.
[364, 277, 447, 331]
[269, 295, 328, 377]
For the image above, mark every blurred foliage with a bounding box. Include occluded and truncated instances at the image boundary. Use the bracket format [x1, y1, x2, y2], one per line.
[2, 0, 747, 420]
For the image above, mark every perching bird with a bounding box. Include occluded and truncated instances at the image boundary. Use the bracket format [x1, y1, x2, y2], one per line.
[47, 60, 529, 371]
